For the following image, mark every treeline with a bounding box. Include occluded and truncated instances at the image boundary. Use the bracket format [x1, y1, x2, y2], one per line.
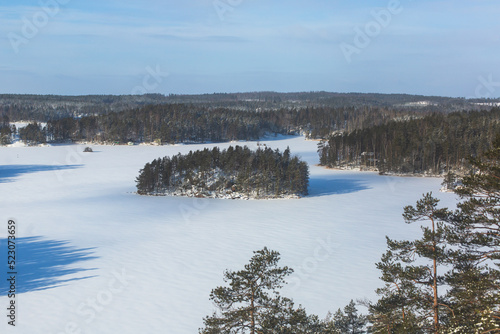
[19, 122, 46, 145]
[0, 114, 13, 145]
[319, 108, 500, 174]
[200, 141, 500, 333]
[295, 106, 409, 138]
[47, 104, 286, 143]
[0, 94, 167, 121]
[136, 146, 309, 198]
[3, 92, 496, 122]
[43, 104, 418, 144]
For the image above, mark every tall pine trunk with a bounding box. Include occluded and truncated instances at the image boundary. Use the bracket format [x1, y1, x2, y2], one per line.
[431, 216, 439, 334]
[250, 284, 255, 334]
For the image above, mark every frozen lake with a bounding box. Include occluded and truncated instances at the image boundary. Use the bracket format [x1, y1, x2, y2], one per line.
[0, 136, 458, 333]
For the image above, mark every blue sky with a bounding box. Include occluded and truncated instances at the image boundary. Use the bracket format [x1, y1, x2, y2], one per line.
[1, 0, 499, 97]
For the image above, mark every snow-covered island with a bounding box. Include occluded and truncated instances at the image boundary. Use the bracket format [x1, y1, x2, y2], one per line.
[135, 145, 309, 199]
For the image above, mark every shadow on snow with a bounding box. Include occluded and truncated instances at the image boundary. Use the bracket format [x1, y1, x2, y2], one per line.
[0, 237, 98, 295]
[308, 177, 371, 197]
[0, 165, 82, 183]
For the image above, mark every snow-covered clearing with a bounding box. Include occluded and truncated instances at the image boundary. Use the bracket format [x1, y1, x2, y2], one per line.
[0, 135, 458, 333]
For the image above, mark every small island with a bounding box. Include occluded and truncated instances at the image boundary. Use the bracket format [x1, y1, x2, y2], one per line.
[136, 146, 309, 199]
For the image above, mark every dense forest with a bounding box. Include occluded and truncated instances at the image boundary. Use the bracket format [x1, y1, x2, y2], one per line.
[43, 104, 415, 144]
[319, 108, 500, 174]
[1, 92, 496, 122]
[136, 146, 309, 199]
[19, 122, 46, 145]
[47, 104, 287, 143]
[3, 92, 500, 176]
[0, 114, 13, 145]
[0, 94, 168, 121]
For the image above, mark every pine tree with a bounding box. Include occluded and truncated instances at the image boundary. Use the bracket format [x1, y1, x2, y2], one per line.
[135, 163, 154, 194]
[200, 248, 294, 334]
[443, 135, 500, 333]
[449, 134, 500, 268]
[260, 297, 326, 333]
[367, 274, 424, 333]
[374, 193, 451, 333]
[333, 300, 367, 334]
[444, 261, 499, 333]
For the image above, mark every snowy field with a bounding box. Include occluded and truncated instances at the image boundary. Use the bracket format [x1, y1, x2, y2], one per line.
[0, 136, 458, 333]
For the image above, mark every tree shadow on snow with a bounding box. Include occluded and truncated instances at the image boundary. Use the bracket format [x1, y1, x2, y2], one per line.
[307, 177, 371, 197]
[0, 164, 82, 183]
[0, 237, 98, 295]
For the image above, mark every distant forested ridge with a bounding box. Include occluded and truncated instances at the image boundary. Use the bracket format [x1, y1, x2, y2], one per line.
[136, 146, 309, 199]
[0, 94, 168, 121]
[3, 92, 499, 146]
[319, 108, 500, 174]
[4, 93, 500, 176]
[47, 104, 286, 144]
[44, 104, 414, 144]
[1, 92, 496, 122]
[3, 100, 427, 145]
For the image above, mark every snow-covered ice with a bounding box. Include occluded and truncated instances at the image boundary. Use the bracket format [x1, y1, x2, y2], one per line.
[0, 136, 458, 333]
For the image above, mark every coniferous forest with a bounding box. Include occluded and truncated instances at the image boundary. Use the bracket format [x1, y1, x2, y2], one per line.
[319, 108, 500, 174]
[0, 92, 485, 122]
[2, 93, 500, 177]
[0, 114, 13, 145]
[136, 146, 309, 199]
[43, 104, 415, 144]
